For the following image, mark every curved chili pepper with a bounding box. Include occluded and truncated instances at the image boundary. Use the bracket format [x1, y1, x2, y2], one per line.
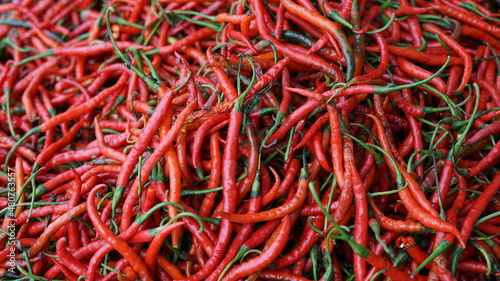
[55, 238, 88, 277]
[216, 165, 308, 223]
[87, 184, 152, 281]
[120, 100, 197, 232]
[428, 3, 500, 36]
[274, 215, 323, 269]
[423, 23, 472, 93]
[144, 222, 186, 272]
[249, 0, 344, 79]
[26, 202, 88, 258]
[369, 198, 430, 234]
[280, 0, 354, 80]
[5, 75, 129, 168]
[221, 215, 291, 281]
[369, 114, 465, 247]
[396, 56, 447, 94]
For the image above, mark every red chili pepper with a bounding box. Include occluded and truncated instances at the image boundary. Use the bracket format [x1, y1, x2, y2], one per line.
[460, 172, 500, 245]
[459, 140, 500, 177]
[396, 56, 447, 94]
[216, 165, 309, 223]
[144, 222, 186, 272]
[369, 114, 465, 247]
[6, 74, 129, 167]
[259, 270, 312, 281]
[192, 112, 231, 170]
[428, 3, 500, 36]
[3, 0, 500, 279]
[307, 131, 333, 172]
[423, 23, 472, 93]
[87, 184, 153, 281]
[221, 215, 291, 281]
[369, 198, 430, 234]
[250, 0, 345, 80]
[280, 0, 354, 80]
[25, 201, 89, 258]
[55, 238, 88, 276]
[274, 215, 323, 269]
[114, 85, 175, 195]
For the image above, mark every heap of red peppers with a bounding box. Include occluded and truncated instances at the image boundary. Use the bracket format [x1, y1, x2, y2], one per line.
[1, 0, 500, 280]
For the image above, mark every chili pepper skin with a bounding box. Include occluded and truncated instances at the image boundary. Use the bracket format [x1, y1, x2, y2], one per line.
[144, 222, 186, 272]
[5, 75, 129, 168]
[459, 140, 500, 177]
[280, 0, 354, 80]
[294, 113, 329, 150]
[221, 215, 291, 281]
[308, 131, 333, 172]
[246, 56, 291, 100]
[396, 56, 446, 94]
[192, 113, 231, 169]
[327, 106, 346, 188]
[349, 237, 428, 281]
[428, 3, 500, 36]
[94, 118, 127, 163]
[156, 27, 216, 56]
[355, 32, 388, 81]
[344, 135, 369, 281]
[274, 215, 323, 268]
[249, 0, 344, 79]
[35, 121, 87, 170]
[216, 166, 309, 223]
[281, 30, 343, 62]
[236, 124, 261, 201]
[87, 185, 153, 281]
[460, 173, 500, 245]
[369, 198, 430, 234]
[423, 23, 472, 93]
[397, 236, 433, 269]
[26, 202, 89, 258]
[265, 98, 322, 147]
[55, 238, 88, 276]
[115, 86, 174, 195]
[120, 101, 197, 232]
[3, 0, 500, 279]
[460, 25, 500, 50]
[206, 161, 263, 281]
[259, 270, 311, 281]
[208, 56, 238, 102]
[369, 114, 465, 247]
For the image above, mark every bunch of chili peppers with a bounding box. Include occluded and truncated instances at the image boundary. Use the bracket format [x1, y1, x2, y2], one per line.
[1, 0, 500, 280]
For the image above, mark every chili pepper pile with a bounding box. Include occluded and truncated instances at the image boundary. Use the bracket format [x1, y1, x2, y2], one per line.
[1, 0, 500, 280]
